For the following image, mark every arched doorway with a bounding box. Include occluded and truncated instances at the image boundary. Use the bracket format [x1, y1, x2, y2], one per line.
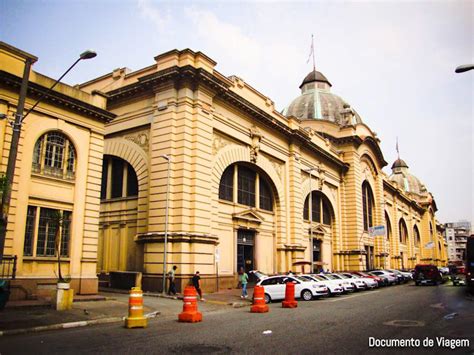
[98, 155, 139, 272]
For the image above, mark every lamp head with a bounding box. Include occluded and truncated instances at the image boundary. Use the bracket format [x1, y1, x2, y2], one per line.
[80, 50, 97, 60]
[455, 64, 474, 73]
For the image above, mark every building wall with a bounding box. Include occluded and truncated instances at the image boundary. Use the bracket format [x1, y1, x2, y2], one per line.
[0, 43, 111, 300]
[77, 49, 447, 293]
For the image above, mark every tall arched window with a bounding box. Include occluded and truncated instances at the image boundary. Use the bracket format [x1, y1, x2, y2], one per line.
[385, 212, 391, 241]
[218, 164, 273, 212]
[399, 218, 408, 244]
[303, 191, 333, 225]
[362, 181, 374, 231]
[413, 225, 421, 246]
[429, 222, 433, 241]
[32, 131, 76, 179]
[100, 155, 138, 200]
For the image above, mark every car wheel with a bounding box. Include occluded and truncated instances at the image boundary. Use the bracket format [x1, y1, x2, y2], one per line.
[301, 289, 313, 301]
[264, 293, 271, 304]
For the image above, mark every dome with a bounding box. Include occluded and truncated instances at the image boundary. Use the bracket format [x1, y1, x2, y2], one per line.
[391, 158, 409, 169]
[389, 158, 428, 196]
[282, 69, 363, 126]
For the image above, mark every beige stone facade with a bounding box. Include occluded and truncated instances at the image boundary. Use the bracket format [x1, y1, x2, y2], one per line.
[77, 49, 448, 293]
[0, 42, 113, 299]
[2, 42, 447, 298]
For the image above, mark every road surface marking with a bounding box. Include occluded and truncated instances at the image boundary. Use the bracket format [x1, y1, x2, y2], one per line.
[322, 290, 381, 302]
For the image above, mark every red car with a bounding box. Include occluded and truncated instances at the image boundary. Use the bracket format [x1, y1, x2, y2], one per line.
[350, 271, 384, 286]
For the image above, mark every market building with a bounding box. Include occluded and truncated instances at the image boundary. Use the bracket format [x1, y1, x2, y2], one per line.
[78, 49, 447, 293]
[1, 43, 448, 298]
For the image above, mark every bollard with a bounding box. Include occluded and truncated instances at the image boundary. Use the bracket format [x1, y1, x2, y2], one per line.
[282, 282, 298, 308]
[178, 286, 203, 323]
[250, 285, 269, 313]
[125, 287, 148, 328]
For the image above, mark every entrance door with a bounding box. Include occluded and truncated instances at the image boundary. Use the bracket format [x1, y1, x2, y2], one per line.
[365, 245, 374, 270]
[237, 230, 255, 274]
[312, 239, 322, 273]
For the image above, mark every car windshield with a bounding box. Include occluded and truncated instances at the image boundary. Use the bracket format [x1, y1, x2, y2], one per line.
[299, 275, 313, 281]
[294, 276, 309, 282]
[330, 274, 343, 279]
[310, 275, 325, 281]
[326, 275, 339, 280]
[358, 272, 370, 277]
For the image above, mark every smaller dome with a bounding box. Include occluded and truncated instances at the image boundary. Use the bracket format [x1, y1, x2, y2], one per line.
[299, 70, 331, 88]
[391, 159, 409, 169]
[389, 158, 427, 197]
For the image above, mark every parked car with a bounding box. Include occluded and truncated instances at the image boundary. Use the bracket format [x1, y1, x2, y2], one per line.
[341, 273, 378, 289]
[319, 274, 355, 293]
[256, 275, 328, 303]
[332, 273, 367, 291]
[300, 274, 344, 296]
[413, 264, 442, 286]
[351, 271, 385, 287]
[385, 269, 409, 283]
[368, 270, 398, 285]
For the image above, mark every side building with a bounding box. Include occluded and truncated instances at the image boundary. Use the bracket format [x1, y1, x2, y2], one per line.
[0, 42, 114, 300]
[445, 221, 472, 263]
[78, 49, 447, 294]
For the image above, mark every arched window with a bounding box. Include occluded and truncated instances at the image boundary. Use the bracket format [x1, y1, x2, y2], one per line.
[303, 191, 333, 226]
[32, 131, 76, 179]
[362, 181, 374, 231]
[385, 212, 391, 241]
[413, 225, 420, 246]
[218, 164, 273, 212]
[399, 219, 408, 244]
[429, 222, 433, 241]
[100, 156, 138, 200]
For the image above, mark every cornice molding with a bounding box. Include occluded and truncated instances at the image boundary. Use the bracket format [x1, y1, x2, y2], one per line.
[0, 70, 115, 122]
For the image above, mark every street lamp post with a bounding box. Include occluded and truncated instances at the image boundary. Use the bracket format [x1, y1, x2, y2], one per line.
[0, 49, 97, 262]
[160, 154, 171, 294]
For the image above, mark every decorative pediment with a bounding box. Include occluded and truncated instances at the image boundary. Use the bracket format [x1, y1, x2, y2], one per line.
[232, 208, 265, 225]
[308, 224, 326, 237]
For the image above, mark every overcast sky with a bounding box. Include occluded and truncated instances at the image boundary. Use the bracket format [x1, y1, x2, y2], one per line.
[2, 0, 473, 226]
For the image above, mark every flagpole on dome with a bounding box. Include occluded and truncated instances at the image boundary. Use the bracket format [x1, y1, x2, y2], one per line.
[396, 137, 400, 159]
[307, 34, 316, 71]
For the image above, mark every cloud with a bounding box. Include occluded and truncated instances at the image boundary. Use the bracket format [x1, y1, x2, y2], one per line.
[137, 0, 171, 32]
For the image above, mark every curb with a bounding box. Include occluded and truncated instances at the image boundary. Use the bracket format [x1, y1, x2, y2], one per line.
[0, 317, 123, 336]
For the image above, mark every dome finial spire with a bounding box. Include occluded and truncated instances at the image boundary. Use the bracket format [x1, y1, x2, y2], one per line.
[396, 136, 400, 159]
[307, 34, 316, 71]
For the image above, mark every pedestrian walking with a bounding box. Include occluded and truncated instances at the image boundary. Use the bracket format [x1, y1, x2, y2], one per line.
[241, 268, 249, 299]
[237, 267, 243, 289]
[192, 271, 205, 301]
[167, 265, 178, 295]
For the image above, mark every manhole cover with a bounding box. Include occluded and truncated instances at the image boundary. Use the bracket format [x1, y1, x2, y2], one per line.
[383, 320, 425, 327]
[170, 344, 231, 354]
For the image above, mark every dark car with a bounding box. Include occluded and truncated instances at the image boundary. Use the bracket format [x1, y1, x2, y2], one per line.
[414, 264, 442, 286]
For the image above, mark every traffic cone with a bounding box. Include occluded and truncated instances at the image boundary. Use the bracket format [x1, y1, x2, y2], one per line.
[282, 282, 298, 308]
[250, 285, 269, 313]
[178, 286, 202, 323]
[125, 287, 147, 328]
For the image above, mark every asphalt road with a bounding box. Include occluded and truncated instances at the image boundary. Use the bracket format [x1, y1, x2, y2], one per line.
[0, 283, 472, 355]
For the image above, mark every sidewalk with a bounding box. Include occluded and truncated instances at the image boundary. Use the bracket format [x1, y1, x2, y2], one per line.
[0, 287, 253, 336]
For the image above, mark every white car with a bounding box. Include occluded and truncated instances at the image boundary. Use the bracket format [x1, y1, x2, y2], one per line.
[331, 273, 367, 291]
[301, 274, 344, 296]
[341, 273, 378, 289]
[257, 275, 328, 303]
[318, 274, 355, 293]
